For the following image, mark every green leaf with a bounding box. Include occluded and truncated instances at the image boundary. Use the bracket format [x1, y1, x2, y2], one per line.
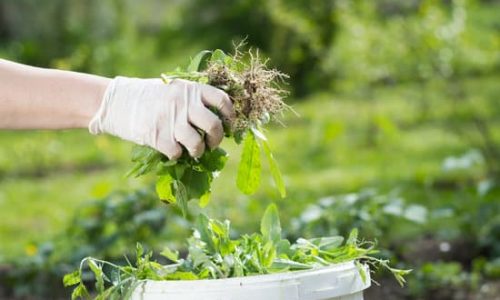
[355, 261, 367, 284]
[136, 243, 144, 259]
[199, 192, 211, 208]
[251, 127, 268, 141]
[126, 146, 163, 177]
[156, 175, 175, 203]
[71, 283, 89, 300]
[88, 260, 105, 293]
[390, 268, 412, 287]
[260, 204, 281, 244]
[174, 180, 189, 217]
[347, 228, 359, 246]
[308, 236, 344, 251]
[63, 270, 81, 287]
[166, 271, 199, 280]
[199, 148, 228, 172]
[210, 49, 227, 63]
[195, 214, 216, 252]
[237, 132, 261, 194]
[262, 140, 286, 198]
[272, 258, 311, 270]
[160, 246, 179, 262]
[187, 50, 211, 72]
[181, 169, 211, 200]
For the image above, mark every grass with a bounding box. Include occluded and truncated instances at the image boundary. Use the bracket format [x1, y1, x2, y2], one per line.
[0, 74, 498, 262]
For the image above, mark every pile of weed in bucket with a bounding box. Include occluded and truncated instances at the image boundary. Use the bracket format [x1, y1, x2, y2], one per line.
[64, 204, 410, 299]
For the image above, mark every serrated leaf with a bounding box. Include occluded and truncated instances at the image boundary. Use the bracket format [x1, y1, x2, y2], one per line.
[262, 140, 286, 198]
[63, 270, 81, 287]
[187, 50, 211, 72]
[156, 175, 174, 203]
[160, 246, 179, 262]
[237, 132, 261, 194]
[126, 146, 162, 177]
[261, 204, 281, 244]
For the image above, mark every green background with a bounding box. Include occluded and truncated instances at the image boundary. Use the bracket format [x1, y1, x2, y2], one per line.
[0, 0, 499, 299]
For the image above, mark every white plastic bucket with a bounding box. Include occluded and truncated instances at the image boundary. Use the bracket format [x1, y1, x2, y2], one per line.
[131, 261, 370, 300]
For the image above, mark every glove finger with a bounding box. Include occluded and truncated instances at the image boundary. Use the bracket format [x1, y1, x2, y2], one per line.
[189, 106, 223, 149]
[175, 85, 206, 158]
[199, 84, 235, 122]
[156, 125, 183, 160]
[155, 99, 183, 160]
[188, 88, 224, 149]
[174, 123, 205, 158]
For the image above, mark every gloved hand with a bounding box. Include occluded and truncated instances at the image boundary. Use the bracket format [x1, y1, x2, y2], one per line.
[89, 76, 234, 159]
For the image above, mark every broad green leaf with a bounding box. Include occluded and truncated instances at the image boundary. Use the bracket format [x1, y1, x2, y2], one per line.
[173, 164, 187, 180]
[199, 147, 228, 172]
[160, 246, 179, 262]
[260, 241, 276, 267]
[63, 270, 81, 287]
[187, 50, 211, 72]
[276, 239, 292, 256]
[237, 132, 261, 194]
[181, 169, 211, 200]
[210, 49, 227, 63]
[260, 204, 281, 244]
[199, 191, 211, 208]
[156, 175, 174, 203]
[262, 140, 286, 198]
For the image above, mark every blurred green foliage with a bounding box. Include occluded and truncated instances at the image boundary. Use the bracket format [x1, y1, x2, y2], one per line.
[0, 0, 499, 299]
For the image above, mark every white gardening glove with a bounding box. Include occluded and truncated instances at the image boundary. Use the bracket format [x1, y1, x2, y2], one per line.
[89, 76, 234, 159]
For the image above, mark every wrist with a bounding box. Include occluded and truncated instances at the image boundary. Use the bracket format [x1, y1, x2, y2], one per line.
[78, 76, 111, 129]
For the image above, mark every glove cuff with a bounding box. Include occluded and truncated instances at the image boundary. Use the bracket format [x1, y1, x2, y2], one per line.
[88, 76, 120, 135]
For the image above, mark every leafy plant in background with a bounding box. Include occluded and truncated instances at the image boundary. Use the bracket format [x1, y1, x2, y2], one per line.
[290, 188, 429, 240]
[64, 204, 410, 299]
[128, 47, 288, 216]
[1, 188, 181, 299]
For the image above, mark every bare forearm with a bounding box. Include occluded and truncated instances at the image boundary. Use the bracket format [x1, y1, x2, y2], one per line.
[0, 59, 110, 129]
